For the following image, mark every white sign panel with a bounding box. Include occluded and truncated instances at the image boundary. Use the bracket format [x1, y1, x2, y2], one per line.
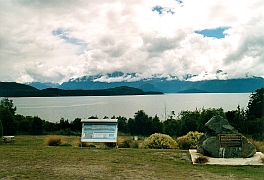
[81, 119, 118, 143]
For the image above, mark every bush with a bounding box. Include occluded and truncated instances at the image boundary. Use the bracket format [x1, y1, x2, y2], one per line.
[260, 156, 264, 163]
[130, 140, 139, 148]
[248, 137, 264, 153]
[194, 156, 209, 164]
[81, 142, 96, 147]
[117, 137, 124, 146]
[45, 136, 62, 146]
[119, 139, 132, 148]
[75, 141, 96, 147]
[119, 139, 139, 148]
[177, 131, 204, 150]
[141, 133, 178, 149]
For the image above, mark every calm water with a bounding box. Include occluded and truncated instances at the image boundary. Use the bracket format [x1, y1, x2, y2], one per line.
[11, 93, 250, 122]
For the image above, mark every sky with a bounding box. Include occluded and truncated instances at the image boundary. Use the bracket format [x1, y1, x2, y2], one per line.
[0, 0, 264, 83]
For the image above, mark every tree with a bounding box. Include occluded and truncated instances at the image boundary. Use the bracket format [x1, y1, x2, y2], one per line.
[163, 118, 181, 137]
[59, 118, 70, 130]
[246, 88, 264, 120]
[0, 120, 3, 138]
[225, 105, 246, 133]
[247, 117, 264, 140]
[0, 108, 17, 135]
[42, 120, 56, 132]
[128, 118, 136, 135]
[245, 88, 264, 139]
[150, 115, 163, 134]
[29, 116, 43, 135]
[0, 98, 16, 115]
[178, 110, 199, 135]
[88, 115, 98, 119]
[70, 118, 82, 132]
[117, 116, 128, 134]
[133, 110, 152, 136]
[18, 119, 31, 134]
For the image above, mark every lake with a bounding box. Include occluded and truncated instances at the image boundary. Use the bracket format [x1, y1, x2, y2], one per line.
[11, 93, 251, 122]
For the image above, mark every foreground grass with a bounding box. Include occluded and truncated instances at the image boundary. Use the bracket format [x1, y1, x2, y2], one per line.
[0, 135, 263, 180]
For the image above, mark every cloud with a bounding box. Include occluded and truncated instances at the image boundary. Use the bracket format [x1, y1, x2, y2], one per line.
[0, 0, 263, 83]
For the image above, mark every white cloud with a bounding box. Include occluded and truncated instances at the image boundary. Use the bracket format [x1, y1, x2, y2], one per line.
[0, 0, 263, 83]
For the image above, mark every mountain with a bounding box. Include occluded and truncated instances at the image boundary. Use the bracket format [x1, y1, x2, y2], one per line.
[177, 88, 208, 93]
[27, 82, 60, 90]
[58, 75, 264, 93]
[0, 82, 162, 97]
[138, 83, 161, 92]
[0, 82, 38, 97]
[33, 86, 147, 97]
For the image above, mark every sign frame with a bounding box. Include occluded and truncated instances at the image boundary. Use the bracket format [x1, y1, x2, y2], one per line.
[81, 119, 118, 145]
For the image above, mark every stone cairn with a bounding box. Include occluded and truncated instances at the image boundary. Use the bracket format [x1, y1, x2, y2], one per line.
[197, 116, 256, 158]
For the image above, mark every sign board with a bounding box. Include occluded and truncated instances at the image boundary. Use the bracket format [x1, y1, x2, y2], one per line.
[81, 119, 118, 143]
[219, 134, 242, 148]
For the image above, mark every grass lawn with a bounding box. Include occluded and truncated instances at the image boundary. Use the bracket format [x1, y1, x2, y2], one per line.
[0, 135, 263, 180]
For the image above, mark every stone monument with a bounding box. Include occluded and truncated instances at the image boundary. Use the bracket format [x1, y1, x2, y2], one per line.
[197, 116, 256, 158]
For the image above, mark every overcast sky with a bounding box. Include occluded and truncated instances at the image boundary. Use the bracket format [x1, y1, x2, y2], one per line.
[1, 0, 263, 83]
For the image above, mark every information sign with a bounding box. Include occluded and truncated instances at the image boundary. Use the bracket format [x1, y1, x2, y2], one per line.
[81, 119, 118, 143]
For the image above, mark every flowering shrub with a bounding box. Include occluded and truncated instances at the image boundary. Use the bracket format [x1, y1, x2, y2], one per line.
[177, 131, 204, 149]
[141, 133, 178, 149]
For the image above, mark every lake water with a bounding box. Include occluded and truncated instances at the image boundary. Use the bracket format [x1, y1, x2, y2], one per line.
[11, 93, 251, 122]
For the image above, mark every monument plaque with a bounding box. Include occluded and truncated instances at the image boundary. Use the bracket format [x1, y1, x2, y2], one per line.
[197, 116, 256, 158]
[219, 134, 242, 148]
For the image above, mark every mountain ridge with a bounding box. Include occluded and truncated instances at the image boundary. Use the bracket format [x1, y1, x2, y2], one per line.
[56, 76, 264, 93]
[0, 82, 162, 97]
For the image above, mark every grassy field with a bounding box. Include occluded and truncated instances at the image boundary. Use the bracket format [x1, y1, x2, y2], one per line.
[0, 135, 263, 180]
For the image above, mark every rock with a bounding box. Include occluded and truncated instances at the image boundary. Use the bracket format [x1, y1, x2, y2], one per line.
[204, 116, 238, 135]
[240, 136, 257, 157]
[197, 116, 256, 158]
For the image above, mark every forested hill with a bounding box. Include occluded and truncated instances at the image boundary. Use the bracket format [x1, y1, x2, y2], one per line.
[0, 82, 162, 97]
[0, 82, 38, 97]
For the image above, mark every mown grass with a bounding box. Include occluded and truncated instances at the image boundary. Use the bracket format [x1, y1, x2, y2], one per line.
[0, 135, 263, 180]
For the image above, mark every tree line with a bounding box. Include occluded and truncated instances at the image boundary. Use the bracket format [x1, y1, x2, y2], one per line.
[0, 88, 263, 140]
